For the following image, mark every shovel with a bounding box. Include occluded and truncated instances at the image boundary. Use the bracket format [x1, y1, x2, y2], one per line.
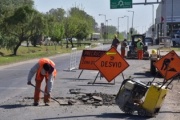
[30, 83, 61, 105]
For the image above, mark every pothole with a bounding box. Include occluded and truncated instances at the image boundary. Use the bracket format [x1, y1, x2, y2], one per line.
[23, 89, 117, 106]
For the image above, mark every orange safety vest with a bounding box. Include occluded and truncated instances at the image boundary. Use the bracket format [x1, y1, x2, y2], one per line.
[35, 58, 57, 80]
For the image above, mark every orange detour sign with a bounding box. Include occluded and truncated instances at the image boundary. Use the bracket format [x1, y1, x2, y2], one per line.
[154, 50, 180, 80]
[95, 47, 129, 82]
[79, 50, 106, 70]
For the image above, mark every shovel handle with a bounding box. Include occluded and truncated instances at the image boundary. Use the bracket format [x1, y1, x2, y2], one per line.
[30, 84, 48, 95]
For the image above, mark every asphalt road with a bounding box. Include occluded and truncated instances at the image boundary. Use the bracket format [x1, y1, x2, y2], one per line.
[0, 44, 180, 120]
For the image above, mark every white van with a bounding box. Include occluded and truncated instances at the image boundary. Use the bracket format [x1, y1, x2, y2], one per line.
[172, 34, 180, 46]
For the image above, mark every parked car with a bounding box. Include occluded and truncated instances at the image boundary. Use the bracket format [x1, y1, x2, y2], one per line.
[63, 38, 77, 41]
[145, 37, 153, 46]
[91, 33, 101, 40]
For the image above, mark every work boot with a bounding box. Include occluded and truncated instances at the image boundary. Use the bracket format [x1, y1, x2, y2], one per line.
[33, 102, 39, 106]
[45, 103, 50, 106]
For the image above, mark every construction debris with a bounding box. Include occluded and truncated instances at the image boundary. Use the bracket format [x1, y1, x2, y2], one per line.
[23, 89, 116, 106]
[69, 89, 116, 106]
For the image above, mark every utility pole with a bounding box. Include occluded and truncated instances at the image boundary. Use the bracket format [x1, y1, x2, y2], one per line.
[152, 4, 155, 40]
[171, 0, 174, 36]
[118, 17, 124, 37]
[99, 14, 106, 41]
[163, 0, 167, 36]
[124, 16, 129, 40]
[106, 19, 111, 40]
[128, 10, 134, 35]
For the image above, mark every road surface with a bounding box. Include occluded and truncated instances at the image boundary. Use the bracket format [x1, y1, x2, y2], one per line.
[0, 44, 180, 120]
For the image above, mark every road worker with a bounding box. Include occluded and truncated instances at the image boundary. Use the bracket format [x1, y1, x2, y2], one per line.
[27, 58, 57, 106]
[120, 39, 128, 58]
[136, 38, 144, 60]
[151, 49, 157, 54]
[111, 34, 120, 49]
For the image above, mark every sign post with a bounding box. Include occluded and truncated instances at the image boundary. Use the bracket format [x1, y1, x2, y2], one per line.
[154, 50, 180, 81]
[95, 47, 129, 82]
[110, 0, 132, 9]
[79, 50, 106, 70]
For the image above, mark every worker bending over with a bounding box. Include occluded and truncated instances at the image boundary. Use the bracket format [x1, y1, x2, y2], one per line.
[27, 58, 57, 106]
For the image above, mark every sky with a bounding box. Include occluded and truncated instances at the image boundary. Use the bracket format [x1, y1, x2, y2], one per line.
[34, 0, 160, 34]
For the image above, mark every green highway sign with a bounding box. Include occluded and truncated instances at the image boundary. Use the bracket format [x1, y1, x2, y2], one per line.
[110, 0, 132, 9]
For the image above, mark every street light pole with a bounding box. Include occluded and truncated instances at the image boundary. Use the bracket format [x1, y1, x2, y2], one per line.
[163, 0, 167, 37]
[127, 10, 134, 35]
[171, 0, 174, 36]
[99, 14, 106, 40]
[124, 15, 129, 40]
[152, 4, 155, 40]
[118, 17, 124, 33]
[106, 19, 111, 40]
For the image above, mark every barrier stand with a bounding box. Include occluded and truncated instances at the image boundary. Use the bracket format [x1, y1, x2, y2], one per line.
[77, 70, 115, 85]
[77, 46, 91, 78]
[69, 47, 77, 70]
[90, 72, 116, 85]
[77, 70, 84, 79]
[91, 72, 125, 85]
[63, 47, 77, 72]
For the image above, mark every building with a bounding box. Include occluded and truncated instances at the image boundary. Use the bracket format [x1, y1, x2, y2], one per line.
[155, 0, 180, 38]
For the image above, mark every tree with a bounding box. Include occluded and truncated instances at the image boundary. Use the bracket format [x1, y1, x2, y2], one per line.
[46, 8, 65, 22]
[69, 7, 97, 38]
[75, 20, 89, 46]
[30, 13, 48, 47]
[0, 6, 44, 55]
[63, 16, 78, 48]
[0, 0, 34, 21]
[45, 9, 65, 46]
[49, 21, 65, 49]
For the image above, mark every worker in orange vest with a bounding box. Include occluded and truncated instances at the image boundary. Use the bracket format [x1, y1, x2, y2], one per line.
[27, 58, 57, 106]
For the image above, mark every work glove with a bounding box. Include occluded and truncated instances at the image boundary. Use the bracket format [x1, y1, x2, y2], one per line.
[27, 81, 32, 85]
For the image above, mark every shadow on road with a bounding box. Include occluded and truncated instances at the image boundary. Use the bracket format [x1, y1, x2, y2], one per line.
[0, 104, 31, 109]
[34, 113, 151, 120]
[133, 71, 153, 78]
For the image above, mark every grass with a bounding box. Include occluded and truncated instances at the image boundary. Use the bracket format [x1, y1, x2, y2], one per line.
[0, 42, 98, 66]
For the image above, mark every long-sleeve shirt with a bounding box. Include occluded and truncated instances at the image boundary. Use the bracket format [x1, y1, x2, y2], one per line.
[27, 63, 54, 93]
[111, 38, 120, 49]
